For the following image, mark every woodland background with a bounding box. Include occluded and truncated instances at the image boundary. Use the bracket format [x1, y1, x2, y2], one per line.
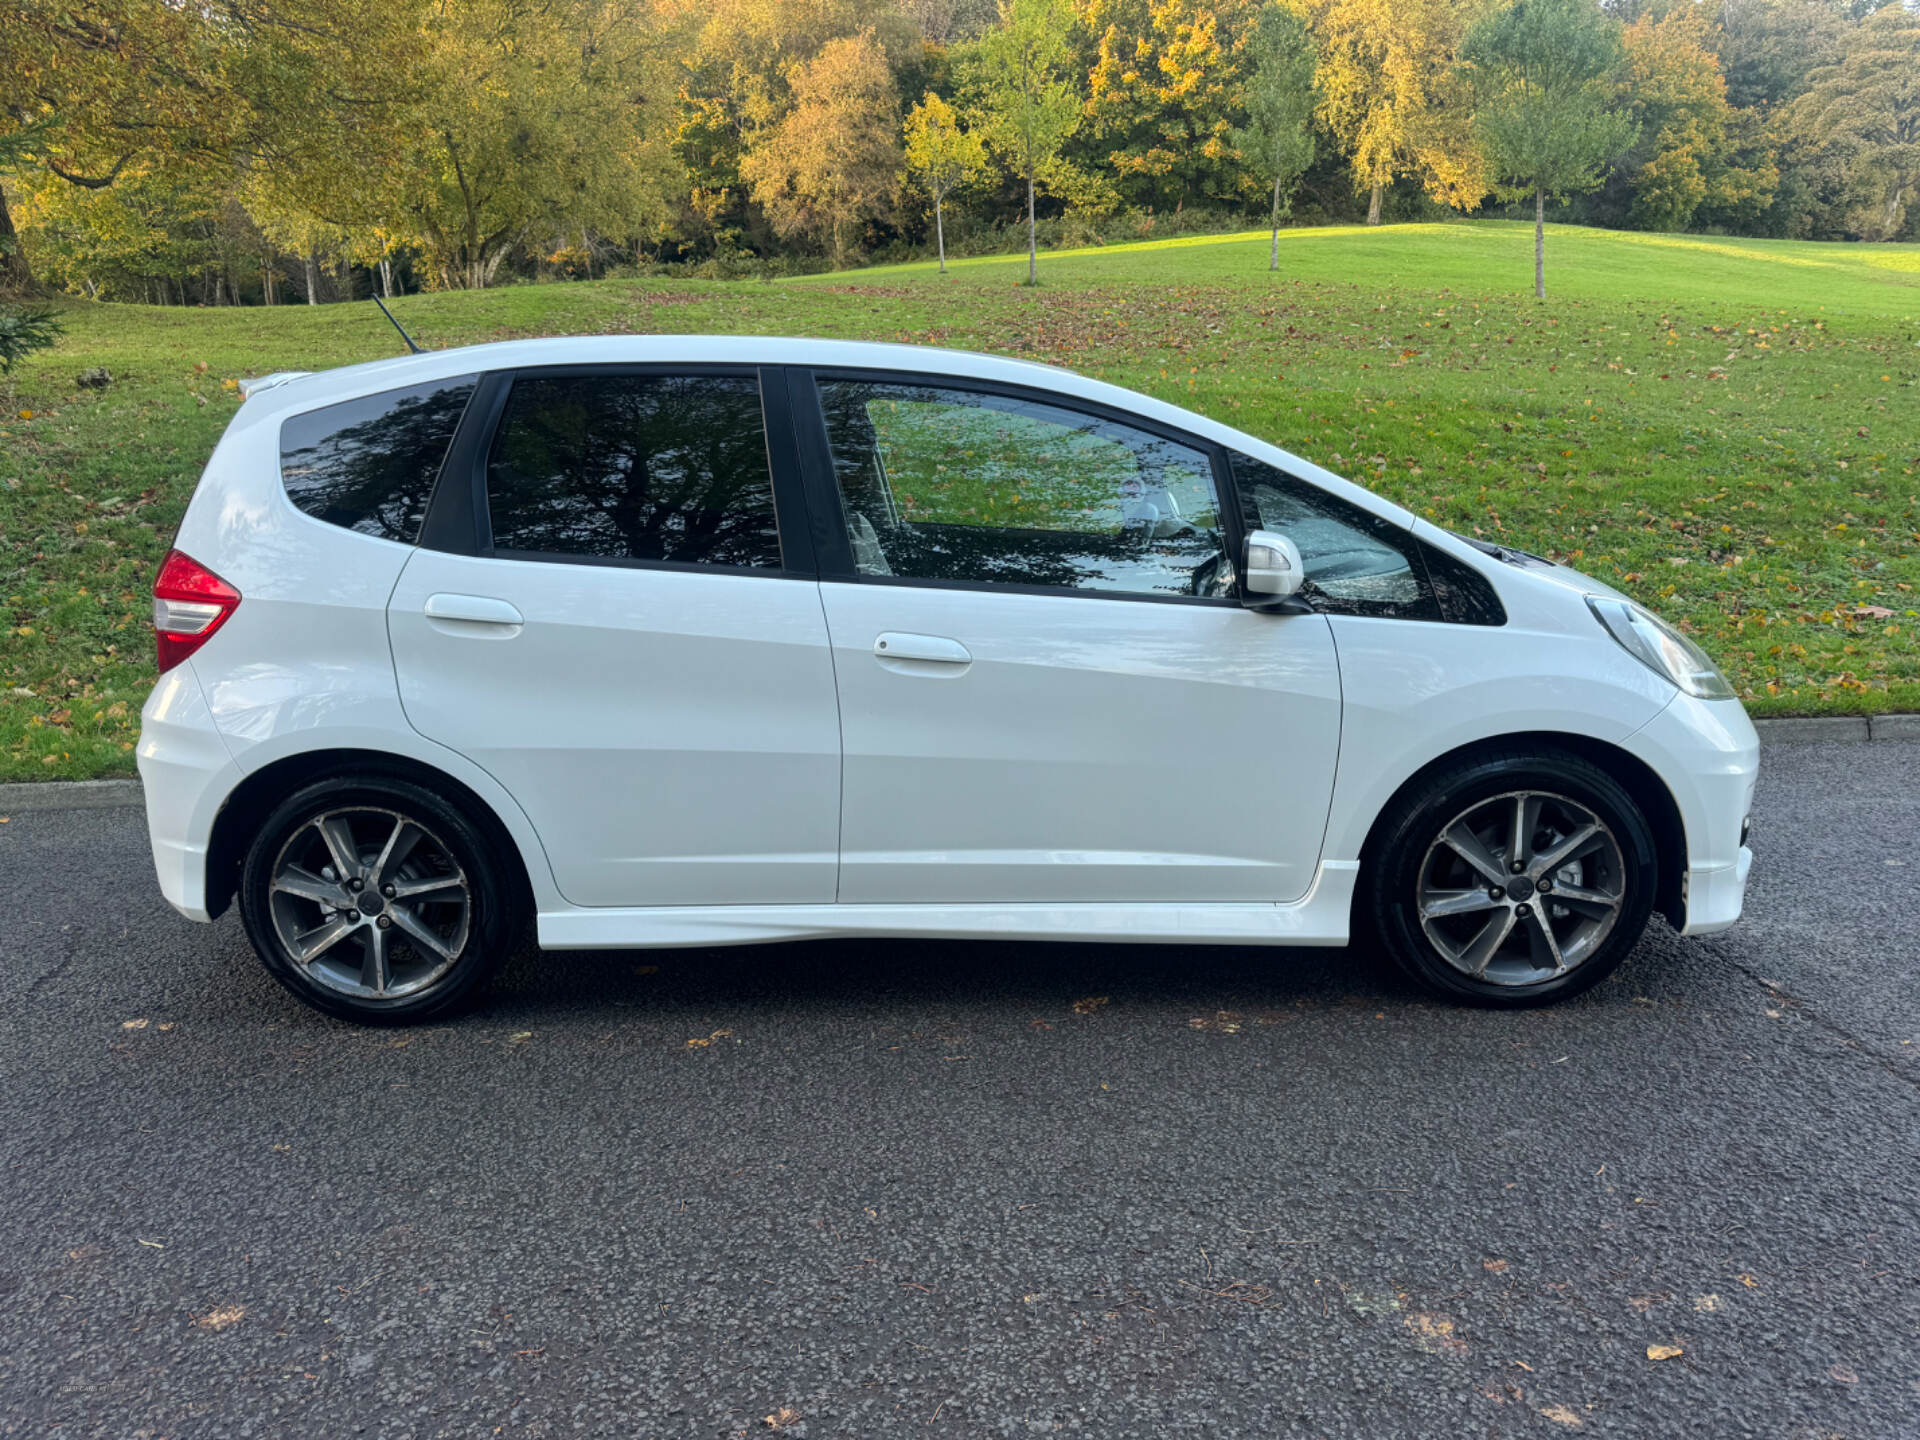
[3, 0, 1917, 304]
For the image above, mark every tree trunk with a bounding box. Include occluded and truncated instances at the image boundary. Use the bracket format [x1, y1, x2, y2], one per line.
[1535, 187, 1546, 300]
[380, 256, 394, 298]
[1270, 175, 1283, 272]
[1367, 182, 1383, 226]
[0, 182, 36, 294]
[1026, 170, 1037, 286]
[935, 194, 947, 275]
[1883, 182, 1907, 240]
[304, 251, 320, 305]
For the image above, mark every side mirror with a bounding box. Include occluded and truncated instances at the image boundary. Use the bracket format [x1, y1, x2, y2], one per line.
[1242, 529, 1310, 612]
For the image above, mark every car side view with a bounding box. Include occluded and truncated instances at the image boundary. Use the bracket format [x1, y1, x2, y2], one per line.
[139, 336, 1757, 1024]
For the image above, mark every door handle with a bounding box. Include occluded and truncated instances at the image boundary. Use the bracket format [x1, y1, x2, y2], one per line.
[424, 593, 524, 630]
[874, 632, 971, 665]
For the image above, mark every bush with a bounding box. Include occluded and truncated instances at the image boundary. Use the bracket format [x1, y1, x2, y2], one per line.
[0, 306, 62, 375]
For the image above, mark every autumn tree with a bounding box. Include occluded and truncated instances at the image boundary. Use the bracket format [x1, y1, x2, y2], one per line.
[904, 91, 988, 272]
[1605, 10, 1771, 233]
[1312, 0, 1490, 224]
[1232, 3, 1317, 271]
[1791, 2, 1920, 240]
[1465, 0, 1634, 297]
[1078, 0, 1258, 212]
[0, 0, 233, 291]
[972, 0, 1083, 284]
[743, 30, 906, 265]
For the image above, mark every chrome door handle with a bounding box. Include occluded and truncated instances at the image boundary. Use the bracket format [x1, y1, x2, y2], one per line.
[424, 593, 524, 629]
[874, 632, 971, 665]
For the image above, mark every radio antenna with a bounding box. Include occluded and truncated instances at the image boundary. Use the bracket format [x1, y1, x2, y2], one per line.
[372, 293, 423, 354]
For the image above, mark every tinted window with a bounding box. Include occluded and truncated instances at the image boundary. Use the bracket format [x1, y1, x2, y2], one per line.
[279, 377, 477, 543]
[485, 373, 781, 569]
[1229, 452, 1438, 619]
[818, 379, 1231, 599]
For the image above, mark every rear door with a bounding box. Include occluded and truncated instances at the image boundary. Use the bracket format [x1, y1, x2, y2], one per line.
[388, 365, 841, 908]
[795, 370, 1344, 906]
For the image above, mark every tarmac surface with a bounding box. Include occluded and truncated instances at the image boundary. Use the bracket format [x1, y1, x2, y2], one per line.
[2, 739, 1916, 1438]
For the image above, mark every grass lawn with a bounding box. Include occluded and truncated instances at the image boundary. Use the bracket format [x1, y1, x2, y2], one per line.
[2, 219, 1916, 781]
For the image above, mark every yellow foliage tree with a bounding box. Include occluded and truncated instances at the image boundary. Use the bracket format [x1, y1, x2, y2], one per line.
[904, 91, 988, 272]
[1309, 0, 1490, 223]
[741, 31, 905, 266]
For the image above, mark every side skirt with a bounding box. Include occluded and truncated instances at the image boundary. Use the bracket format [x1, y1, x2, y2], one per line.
[537, 862, 1360, 951]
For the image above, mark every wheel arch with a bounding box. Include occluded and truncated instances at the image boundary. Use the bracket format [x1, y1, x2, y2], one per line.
[204, 748, 538, 923]
[1352, 731, 1688, 931]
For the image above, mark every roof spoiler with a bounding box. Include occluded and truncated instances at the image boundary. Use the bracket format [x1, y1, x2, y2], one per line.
[237, 372, 312, 400]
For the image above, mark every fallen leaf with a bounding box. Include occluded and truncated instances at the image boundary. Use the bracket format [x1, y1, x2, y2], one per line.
[507, 1031, 532, 1044]
[1072, 996, 1109, 1015]
[1829, 1363, 1858, 1384]
[1483, 1258, 1509, 1274]
[198, 1304, 245, 1331]
[1693, 1294, 1721, 1313]
[1853, 605, 1895, 619]
[1404, 1311, 1468, 1356]
[764, 1408, 802, 1430]
[137, 1239, 165, 1249]
[1538, 1404, 1583, 1428]
[1647, 1343, 1683, 1362]
[121, 1019, 149, 1030]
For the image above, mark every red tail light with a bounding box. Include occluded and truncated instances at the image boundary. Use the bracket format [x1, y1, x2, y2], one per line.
[152, 548, 241, 674]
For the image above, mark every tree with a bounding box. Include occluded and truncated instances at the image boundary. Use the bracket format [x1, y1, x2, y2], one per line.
[1312, 0, 1491, 224]
[0, 0, 234, 292]
[1078, 0, 1259, 213]
[742, 31, 905, 266]
[1465, 0, 1636, 297]
[1609, 10, 1770, 233]
[904, 91, 988, 272]
[1231, 3, 1317, 271]
[972, 0, 1082, 284]
[1791, 3, 1920, 241]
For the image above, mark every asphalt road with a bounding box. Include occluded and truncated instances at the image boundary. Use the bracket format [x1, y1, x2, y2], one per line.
[2, 741, 1917, 1440]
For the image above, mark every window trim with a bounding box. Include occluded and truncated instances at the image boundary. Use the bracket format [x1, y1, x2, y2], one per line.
[417, 362, 816, 579]
[792, 366, 1252, 608]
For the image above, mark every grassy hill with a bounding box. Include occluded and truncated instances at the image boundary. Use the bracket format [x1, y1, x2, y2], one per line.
[3, 219, 1916, 780]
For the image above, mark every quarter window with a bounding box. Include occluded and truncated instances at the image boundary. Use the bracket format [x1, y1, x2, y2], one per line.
[279, 377, 477, 544]
[485, 373, 782, 569]
[1229, 452, 1439, 619]
[817, 379, 1231, 600]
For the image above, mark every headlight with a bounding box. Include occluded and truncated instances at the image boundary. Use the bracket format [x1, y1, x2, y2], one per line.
[1587, 596, 1734, 699]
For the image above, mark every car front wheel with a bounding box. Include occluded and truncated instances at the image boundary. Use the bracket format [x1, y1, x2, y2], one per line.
[1367, 750, 1659, 1007]
[238, 775, 518, 1024]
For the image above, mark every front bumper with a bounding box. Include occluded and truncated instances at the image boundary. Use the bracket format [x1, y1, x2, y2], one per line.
[136, 664, 238, 922]
[1622, 692, 1759, 937]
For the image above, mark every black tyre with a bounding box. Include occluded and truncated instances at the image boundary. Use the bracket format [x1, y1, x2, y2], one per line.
[238, 774, 519, 1025]
[1365, 749, 1658, 1007]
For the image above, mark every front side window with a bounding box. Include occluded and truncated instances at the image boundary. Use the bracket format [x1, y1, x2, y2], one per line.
[817, 379, 1231, 600]
[485, 372, 782, 569]
[279, 376, 477, 544]
[1229, 452, 1437, 618]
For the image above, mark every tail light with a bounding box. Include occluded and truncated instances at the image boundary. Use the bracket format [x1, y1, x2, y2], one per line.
[152, 548, 241, 674]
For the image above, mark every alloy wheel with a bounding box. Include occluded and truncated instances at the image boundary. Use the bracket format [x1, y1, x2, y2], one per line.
[267, 806, 472, 1000]
[1414, 789, 1627, 987]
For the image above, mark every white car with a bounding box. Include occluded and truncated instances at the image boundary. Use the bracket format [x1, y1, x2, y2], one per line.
[139, 336, 1757, 1024]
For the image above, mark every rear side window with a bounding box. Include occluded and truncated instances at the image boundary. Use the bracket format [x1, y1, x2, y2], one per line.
[279, 377, 477, 544]
[484, 372, 782, 570]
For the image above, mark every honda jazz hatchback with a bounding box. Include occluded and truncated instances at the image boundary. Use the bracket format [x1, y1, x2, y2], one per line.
[139, 336, 1757, 1024]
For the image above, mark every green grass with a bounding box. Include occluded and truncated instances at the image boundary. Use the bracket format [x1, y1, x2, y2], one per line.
[2, 219, 1916, 780]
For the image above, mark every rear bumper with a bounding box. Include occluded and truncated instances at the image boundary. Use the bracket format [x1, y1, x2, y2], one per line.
[1622, 694, 1759, 937]
[136, 664, 238, 922]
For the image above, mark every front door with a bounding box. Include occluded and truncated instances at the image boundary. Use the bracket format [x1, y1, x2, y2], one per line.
[800, 373, 1342, 906]
[388, 367, 841, 908]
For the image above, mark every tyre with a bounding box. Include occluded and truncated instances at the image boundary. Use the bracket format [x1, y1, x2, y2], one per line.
[1366, 749, 1658, 1007]
[238, 773, 519, 1024]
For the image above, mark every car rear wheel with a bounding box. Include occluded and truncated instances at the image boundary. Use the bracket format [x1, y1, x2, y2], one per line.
[239, 775, 518, 1024]
[1367, 750, 1659, 1007]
